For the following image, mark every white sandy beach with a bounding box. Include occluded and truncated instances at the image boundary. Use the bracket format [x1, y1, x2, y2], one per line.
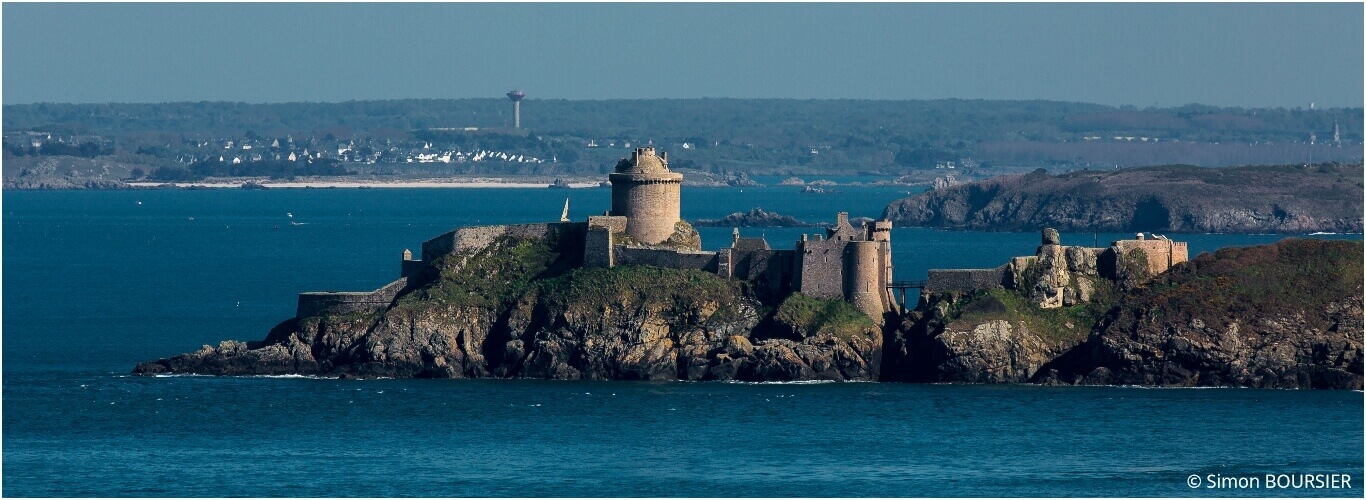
[126, 179, 603, 189]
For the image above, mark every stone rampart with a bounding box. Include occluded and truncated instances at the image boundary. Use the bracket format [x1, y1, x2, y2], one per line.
[587, 215, 628, 233]
[925, 265, 1009, 293]
[615, 246, 718, 273]
[421, 222, 585, 262]
[297, 277, 410, 318]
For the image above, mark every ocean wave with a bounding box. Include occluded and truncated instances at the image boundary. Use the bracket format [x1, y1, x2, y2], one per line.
[148, 373, 345, 380]
[721, 379, 841, 385]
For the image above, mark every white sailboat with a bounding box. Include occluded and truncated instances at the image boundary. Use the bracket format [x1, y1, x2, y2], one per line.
[560, 198, 570, 222]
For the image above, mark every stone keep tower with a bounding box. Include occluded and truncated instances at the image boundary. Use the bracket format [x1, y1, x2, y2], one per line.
[610, 147, 683, 245]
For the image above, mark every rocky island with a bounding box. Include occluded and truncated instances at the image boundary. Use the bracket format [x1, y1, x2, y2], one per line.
[135, 149, 1363, 389]
[883, 163, 1363, 234]
[692, 208, 815, 227]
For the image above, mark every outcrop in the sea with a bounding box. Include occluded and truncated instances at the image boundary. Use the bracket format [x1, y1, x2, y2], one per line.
[135, 236, 881, 381]
[883, 163, 1363, 233]
[693, 208, 815, 228]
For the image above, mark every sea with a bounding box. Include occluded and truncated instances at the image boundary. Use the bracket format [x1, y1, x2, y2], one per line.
[3, 184, 1362, 497]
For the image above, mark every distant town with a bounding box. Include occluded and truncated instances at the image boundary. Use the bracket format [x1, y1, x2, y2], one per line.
[3, 97, 1362, 188]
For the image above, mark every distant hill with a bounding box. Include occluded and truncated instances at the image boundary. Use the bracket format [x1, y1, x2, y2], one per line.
[3, 99, 1361, 177]
[882, 163, 1364, 234]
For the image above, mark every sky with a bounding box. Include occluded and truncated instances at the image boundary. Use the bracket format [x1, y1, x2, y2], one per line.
[3, 2, 1362, 108]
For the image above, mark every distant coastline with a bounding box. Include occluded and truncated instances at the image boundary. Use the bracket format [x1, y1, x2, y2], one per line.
[125, 178, 605, 189]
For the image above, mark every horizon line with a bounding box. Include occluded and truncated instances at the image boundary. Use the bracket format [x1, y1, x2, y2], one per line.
[4, 97, 1363, 111]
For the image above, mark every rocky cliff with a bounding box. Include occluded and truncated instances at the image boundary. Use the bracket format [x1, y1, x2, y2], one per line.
[134, 236, 881, 381]
[1037, 239, 1363, 389]
[884, 238, 1362, 389]
[883, 163, 1363, 233]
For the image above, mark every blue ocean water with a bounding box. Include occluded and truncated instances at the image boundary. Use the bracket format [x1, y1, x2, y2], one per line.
[3, 186, 1362, 497]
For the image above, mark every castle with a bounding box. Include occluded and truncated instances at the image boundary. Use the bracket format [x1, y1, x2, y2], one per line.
[923, 228, 1189, 308]
[298, 145, 1189, 322]
[298, 147, 897, 324]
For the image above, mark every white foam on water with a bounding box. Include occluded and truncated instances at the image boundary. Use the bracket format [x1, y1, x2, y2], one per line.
[721, 379, 838, 385]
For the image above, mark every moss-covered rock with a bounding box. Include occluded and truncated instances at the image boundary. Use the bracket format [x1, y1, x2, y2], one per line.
[1038, 239, 1364, 389]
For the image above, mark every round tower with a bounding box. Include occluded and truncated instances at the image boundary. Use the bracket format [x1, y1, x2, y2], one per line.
[609, 147, 683, 245]
[844, 240, 887, 324]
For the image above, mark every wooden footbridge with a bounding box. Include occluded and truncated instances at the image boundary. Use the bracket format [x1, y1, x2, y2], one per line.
[887, 280, 927, 309]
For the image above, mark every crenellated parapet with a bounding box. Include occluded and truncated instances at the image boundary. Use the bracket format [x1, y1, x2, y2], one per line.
[609, 146, 684, 245]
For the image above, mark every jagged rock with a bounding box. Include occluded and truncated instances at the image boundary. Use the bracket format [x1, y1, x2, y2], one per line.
[693, 208, 815, 228]
[934, 320, 1053, 383]
[1041, 228, 1060, 245]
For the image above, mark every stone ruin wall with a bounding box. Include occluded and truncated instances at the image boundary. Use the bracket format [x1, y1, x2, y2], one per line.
[1112, 239, 1189, 276]
[730, 248, 796, 296]
[925, 265, 1010, 293]
[614, 246, 719, 273]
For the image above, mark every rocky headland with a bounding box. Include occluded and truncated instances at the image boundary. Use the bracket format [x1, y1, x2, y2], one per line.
[135, 233, 1362, 389]
[883, 163, 1363, 233]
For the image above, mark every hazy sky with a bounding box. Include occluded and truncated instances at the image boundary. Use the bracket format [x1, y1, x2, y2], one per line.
[3, 3, 1362, 107]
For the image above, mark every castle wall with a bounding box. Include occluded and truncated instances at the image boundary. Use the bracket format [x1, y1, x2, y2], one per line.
[609, 174, 682, 245]
[297, 277, 409, 318]
[583, 228, 614, 268]
[614, 246, 718, 273]
[925, 265, 1009, 293]
[796, 238, 849, 300]
[587, 215, 628, 234]
[400, 259, 425, 278]
[731, 248, 796, 296]
[421, 222, 585, 262]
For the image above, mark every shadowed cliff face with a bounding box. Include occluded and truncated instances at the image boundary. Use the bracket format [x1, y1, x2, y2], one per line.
[134, 236, 882, 381]
[882, 163, 1363, 233]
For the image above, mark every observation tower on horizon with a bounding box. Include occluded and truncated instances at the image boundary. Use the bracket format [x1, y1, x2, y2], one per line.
[506, 89, 525, 128]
